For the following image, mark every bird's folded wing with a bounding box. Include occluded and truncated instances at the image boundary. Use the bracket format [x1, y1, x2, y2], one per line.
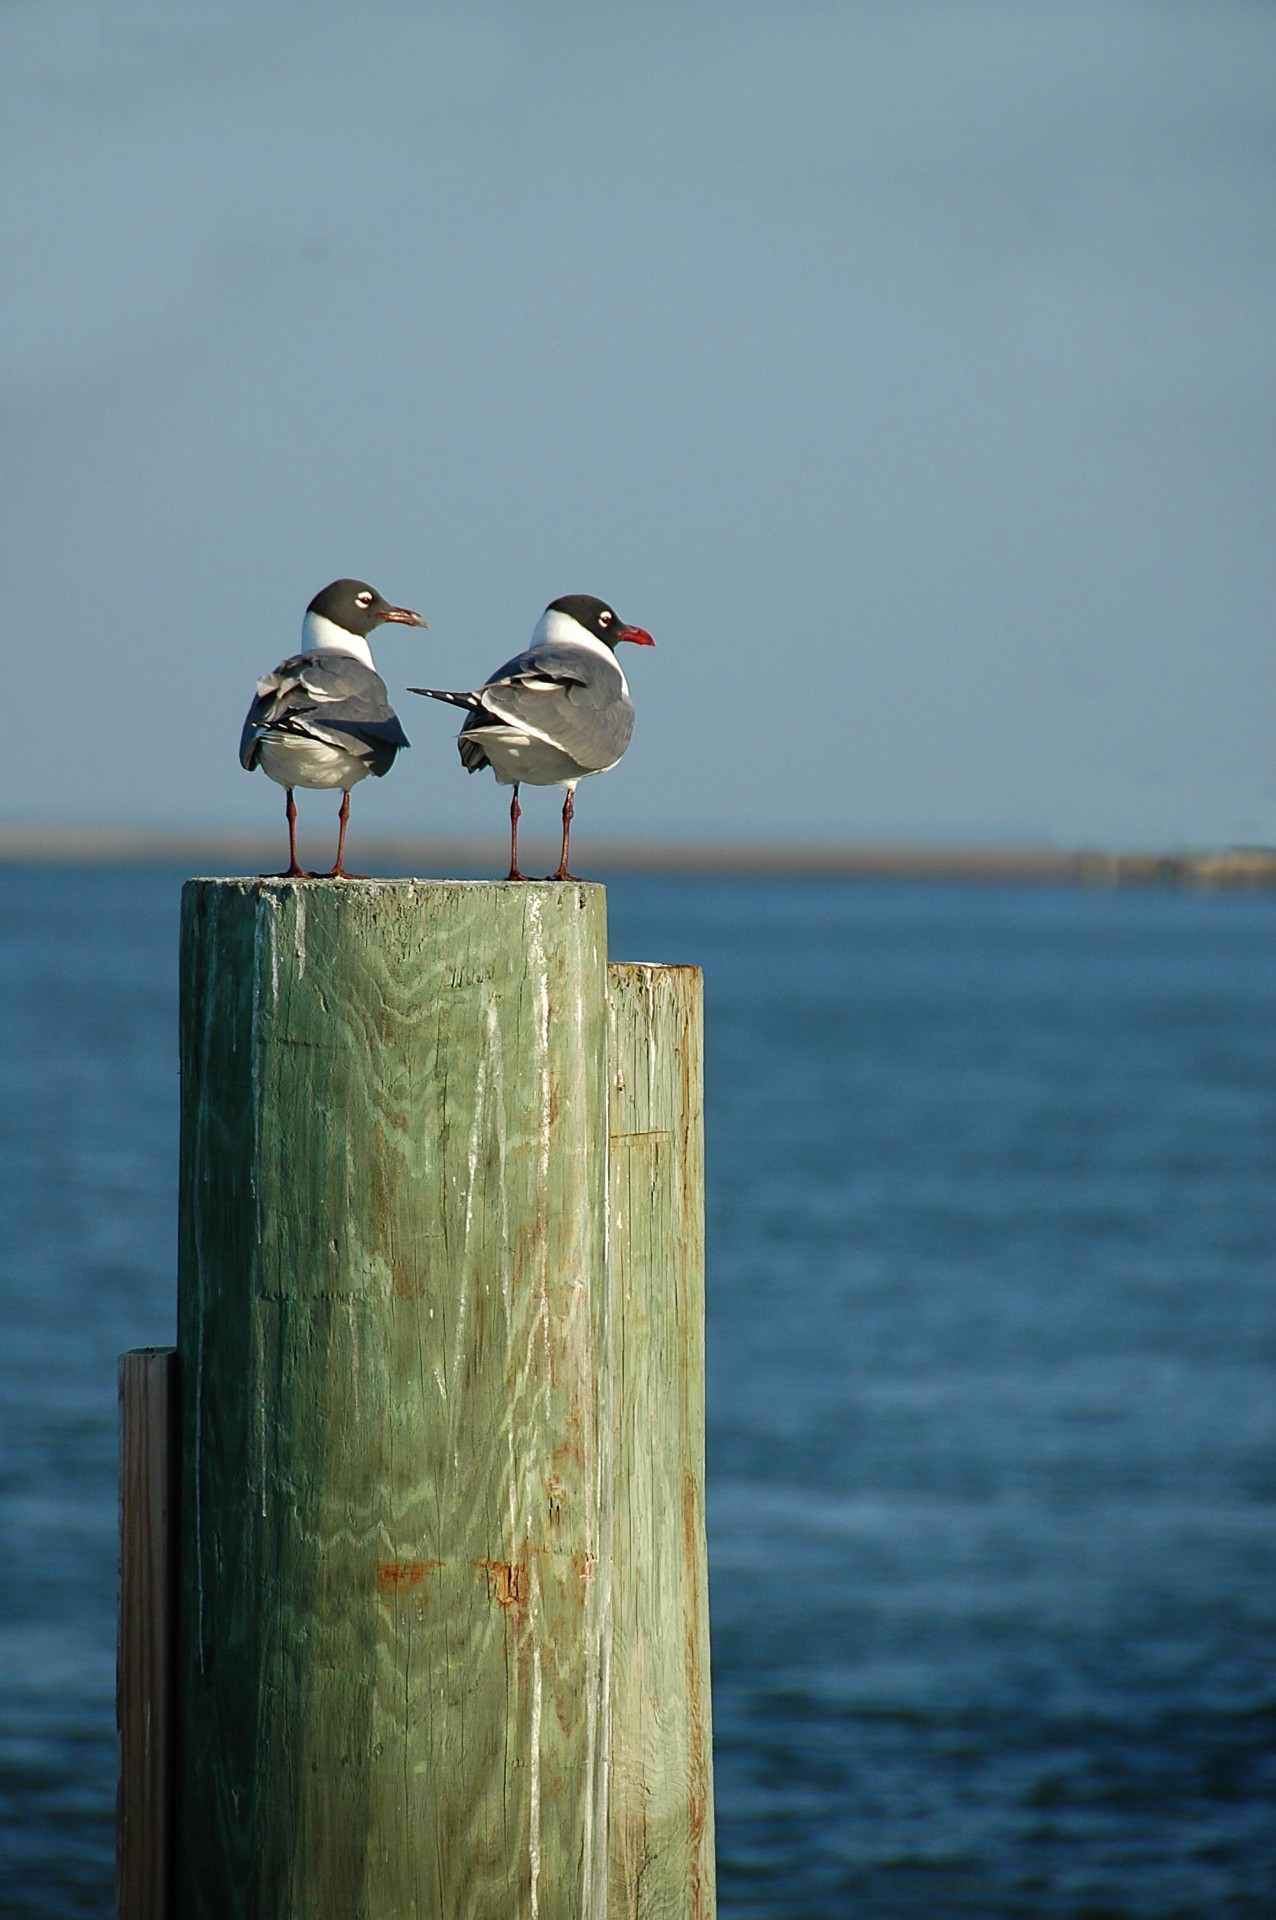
[240, 651, 409, 768]
[474, 648, 634, 772]
[479, 640, 591, 687]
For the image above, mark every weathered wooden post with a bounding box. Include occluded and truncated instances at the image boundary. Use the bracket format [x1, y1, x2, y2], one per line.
[178, 879, 609, 1918]
[607, 966, 715, 1918]
[170, 876, 715, 1918]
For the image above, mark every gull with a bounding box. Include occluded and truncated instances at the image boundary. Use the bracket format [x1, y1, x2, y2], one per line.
[410, 593, 653, 880]
[240, 578, 427, 878]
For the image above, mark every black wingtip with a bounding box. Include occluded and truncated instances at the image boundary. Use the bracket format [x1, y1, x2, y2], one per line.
[408, 687, 480, 710]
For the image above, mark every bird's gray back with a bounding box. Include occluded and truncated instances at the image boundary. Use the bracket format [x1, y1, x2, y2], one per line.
[240, 650, 409, 773]
[470, 639, 634, 773]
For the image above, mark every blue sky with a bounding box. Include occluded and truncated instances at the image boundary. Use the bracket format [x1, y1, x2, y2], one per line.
[4, 0, 1274, 846]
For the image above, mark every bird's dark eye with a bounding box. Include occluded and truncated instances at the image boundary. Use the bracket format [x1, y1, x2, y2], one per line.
[356, 591, 373, 607]
[598, 609, 613, 626]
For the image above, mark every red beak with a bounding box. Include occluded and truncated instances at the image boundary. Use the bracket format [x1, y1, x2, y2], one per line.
[614, 624, 654, 647]
[381, 605, 429, 628]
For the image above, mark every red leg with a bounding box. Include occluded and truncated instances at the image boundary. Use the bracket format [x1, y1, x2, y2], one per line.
[317, 790, 366, 879]
[551, 788, 577, 881]
[507, 785, 527, 881]
[267, 788, 306, 879]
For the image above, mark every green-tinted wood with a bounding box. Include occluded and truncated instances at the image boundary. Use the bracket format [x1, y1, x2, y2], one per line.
[177, 879, 610, 1920]
[607, 964, 716, 1919]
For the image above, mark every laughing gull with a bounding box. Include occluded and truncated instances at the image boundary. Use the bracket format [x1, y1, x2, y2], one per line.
[410, 593, 654, 880]
[240, 578, 427, 878]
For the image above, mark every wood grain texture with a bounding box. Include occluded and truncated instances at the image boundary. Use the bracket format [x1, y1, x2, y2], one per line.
[176, 879, 610, 1920]
[607, 964, 717, 1919]
[117, 1345, 178, 1920]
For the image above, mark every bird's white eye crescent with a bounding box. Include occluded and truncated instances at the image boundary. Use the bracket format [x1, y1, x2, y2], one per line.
[599, 609, 613, 625]
[356, 590, 373, 607]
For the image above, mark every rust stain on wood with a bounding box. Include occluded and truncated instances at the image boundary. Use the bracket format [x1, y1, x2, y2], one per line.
[475, 1558, 527, 1607]
[376, 1559, 440, 1594]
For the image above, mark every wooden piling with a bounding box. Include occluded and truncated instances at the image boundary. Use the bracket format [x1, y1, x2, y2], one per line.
[117, 1345, 178, 1920]
[176, 879, 612, 1919]
[607, 965, 716, 1919]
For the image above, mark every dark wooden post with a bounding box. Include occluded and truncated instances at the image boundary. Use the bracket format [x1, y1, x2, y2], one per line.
[117, 1346, 178, 1920]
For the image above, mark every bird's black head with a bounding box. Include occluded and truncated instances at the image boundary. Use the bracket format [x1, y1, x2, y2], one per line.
[307, 578, 427, 637]
[546, 594, 654, 650]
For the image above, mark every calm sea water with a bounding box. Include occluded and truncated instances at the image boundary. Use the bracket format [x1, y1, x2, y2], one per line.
[0, 867, 1273, 1917]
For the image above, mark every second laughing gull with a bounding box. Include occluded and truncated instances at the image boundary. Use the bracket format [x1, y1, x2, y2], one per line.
[240, 578, 427, 878]
[410, 593, 654, 880]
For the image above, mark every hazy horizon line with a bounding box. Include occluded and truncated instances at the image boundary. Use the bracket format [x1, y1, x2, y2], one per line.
[1, 824, 1273, 886]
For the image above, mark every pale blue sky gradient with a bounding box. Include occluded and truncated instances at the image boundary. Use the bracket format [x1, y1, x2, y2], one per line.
[4, 1, 1274, 846]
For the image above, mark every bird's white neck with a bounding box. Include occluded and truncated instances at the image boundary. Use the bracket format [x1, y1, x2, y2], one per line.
[531, 609, 630, 693]
[301, 609, 376, 669]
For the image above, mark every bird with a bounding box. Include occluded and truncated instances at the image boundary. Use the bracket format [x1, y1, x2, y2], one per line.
[410, 593, 654, 881]
[240, 578, 428, 879]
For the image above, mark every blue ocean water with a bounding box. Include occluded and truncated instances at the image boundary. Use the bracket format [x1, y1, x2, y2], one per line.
[0, 867, 1273, 1917]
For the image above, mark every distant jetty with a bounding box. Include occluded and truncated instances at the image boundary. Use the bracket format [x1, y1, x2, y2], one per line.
[0, 823, 1274, 887]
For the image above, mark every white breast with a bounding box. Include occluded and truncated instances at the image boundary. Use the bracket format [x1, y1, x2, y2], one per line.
[257, 733, 373, 791]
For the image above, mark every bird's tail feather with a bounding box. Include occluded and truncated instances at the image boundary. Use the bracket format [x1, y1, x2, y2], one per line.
[408, 686, 480, 710]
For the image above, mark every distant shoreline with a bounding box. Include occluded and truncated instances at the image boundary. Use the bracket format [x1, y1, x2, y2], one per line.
[1, 824, 1274, 887]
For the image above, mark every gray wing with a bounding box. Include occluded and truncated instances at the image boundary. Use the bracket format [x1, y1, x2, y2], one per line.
[468, 642, 634, 773]
[240, 650, 410, 775]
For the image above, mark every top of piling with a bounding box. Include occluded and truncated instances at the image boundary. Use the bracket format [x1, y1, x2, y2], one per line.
[184, 876, 606, 896]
